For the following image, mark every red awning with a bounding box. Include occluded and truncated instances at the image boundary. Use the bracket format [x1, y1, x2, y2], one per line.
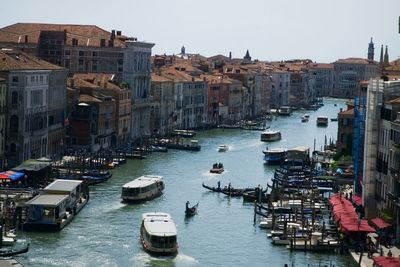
[372, 256, 400, 267]
[371, 218, 392, 229]
[352, 195, 362, 206]
[339, 219, 376, 234]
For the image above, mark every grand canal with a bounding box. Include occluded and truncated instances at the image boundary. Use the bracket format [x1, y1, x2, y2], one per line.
[19, 98, 357, 267]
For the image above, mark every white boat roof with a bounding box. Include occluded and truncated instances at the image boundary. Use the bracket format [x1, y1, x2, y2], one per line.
[287, 146, 310, 153]
[262, 130, 280, 134]
[26, 194, 69, 207]
[317, 116, 328, 119]
[142, 212, 177, 236]
[44, 179, 82, 193]
[264, 148, 287, 153]
[123, 175, 163, 188]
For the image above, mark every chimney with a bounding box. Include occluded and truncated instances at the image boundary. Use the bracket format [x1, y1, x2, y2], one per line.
[109, 30, 115, 47]
[116, 31, 121, 36]
[111, 30, 115, 37]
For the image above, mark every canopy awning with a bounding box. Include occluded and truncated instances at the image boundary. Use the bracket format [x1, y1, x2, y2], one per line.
[371, 218, 392, 229]
[0, 171, 24, 181]
[372, 256, 400, 267]
[352, 195, 362, 206]
[339, 219, 376, 234]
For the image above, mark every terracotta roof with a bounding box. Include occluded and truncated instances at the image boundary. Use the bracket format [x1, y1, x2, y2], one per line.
[311, 63, 333, 69]
[0, 48, 64, 71]
[340, 108, 354, 115]
[151, 73, 173, 82]
[335, 58, 376, 65]
[0, 23, 127, 48]
[72, 73, 121, 89]
[79, 94, 102, 103]
[359, 80, 370, 85]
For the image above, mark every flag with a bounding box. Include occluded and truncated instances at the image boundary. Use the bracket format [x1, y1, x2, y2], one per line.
[62, 110, 69, 126]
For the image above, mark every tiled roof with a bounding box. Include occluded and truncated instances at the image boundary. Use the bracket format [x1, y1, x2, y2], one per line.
[335, 58, 377, 65]
[339, 108, 354, 115]
[0, 23, 127, 48]
[72, 73, 120, 89]
[0, 48, 64, 71]
[311, 63, 333, 69]
[79, 94, 102, 103]
[151, 73, 173, 82]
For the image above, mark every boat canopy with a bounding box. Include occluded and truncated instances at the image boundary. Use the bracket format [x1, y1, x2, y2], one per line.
[26, 194, 68, 207]
[142, 212, 177, 236]
[123, 175, 163, 189]
[44, 179, 83, 193]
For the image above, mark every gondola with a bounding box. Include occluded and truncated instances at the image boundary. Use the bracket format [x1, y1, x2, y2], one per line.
[202, 183, 255, 194]
[0, 244, 29, 257]
[185, 201, 199, 216]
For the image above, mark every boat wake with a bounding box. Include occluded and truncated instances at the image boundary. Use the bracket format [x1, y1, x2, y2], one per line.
[130, 251, 198, 266]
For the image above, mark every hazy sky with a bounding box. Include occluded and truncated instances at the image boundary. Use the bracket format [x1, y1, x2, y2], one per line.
[2, 0, 400, 63]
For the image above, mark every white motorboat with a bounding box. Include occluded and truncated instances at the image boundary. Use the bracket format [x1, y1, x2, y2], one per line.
[316, 116, 328, 126]
[218, 145, 229, 152]
[261, 130, 281, 142]
[121, 175, 164, 202]
[140, 212, 178, 254]
[263, 148, 287, 164]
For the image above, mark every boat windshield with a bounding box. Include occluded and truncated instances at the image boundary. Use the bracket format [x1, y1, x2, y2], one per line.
[149, 235, 176, 248]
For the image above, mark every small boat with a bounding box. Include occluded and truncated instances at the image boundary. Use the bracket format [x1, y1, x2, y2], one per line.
[263, 148, 287, 164]
[278, 106, 292, 116]
[185, 201, 199, 216]
[140, 212, 178, 255]
[316, 116, 328, 126]
[202, 183, 255, 194]
[330, 118, 338, 122]
[210, 163, 224, 174]
[301, 116, 308, 122]
[171, 129, 196, 138]
[261, 130, 281, 142]
[151, 146, 168, 152]
[121, 175, 164, 202]
[304, 114, 310, 118]
[218, 145, 229, 152]
[0, 244, 29, 257]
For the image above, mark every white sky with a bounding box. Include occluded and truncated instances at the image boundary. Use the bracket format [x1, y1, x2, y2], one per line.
[2, 0, 400, 63]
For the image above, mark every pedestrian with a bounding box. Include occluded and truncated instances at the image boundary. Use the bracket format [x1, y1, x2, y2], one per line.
[388, 249, 393, 257]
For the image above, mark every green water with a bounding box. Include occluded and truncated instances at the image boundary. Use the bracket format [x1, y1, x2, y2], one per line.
[18, 98, 357, 267]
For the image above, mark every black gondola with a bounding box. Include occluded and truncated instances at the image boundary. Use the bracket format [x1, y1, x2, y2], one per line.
[185, 201, 199, 216]
[202, 182, 255, 193]
[0, 244, 29, 257]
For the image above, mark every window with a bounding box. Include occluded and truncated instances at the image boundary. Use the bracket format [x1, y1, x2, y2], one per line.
[12, 76, 18, 83]
[65, 50, 71, 56]
[92, 51, 98, 57]
[100, 39, 105, 47]
[79, 51, 84, 57]
[72, 39, 78, 46]
[11, 92, 18, 105]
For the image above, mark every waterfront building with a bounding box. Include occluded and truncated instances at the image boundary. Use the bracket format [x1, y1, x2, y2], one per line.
[270, 70, 290, 109]
[0, 78, 5, 170]
[150, 74, 175, 136]
[161, 69, 208, 129]
[0, 23, 154, 142]
[67, 78, 118, 152]
[336, 103, 354, 153]
[0, 48, 67, 168]
[363, 78, 400, 242]
[310, 63, 334, 97]
[68, 74, 130, 147]
[333, 58, 378, 98]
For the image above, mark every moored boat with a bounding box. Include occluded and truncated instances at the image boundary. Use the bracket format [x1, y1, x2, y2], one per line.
[121, 175, 164, 202]
[24, 179, 89, 231]
[140, 212, 178, 254]
[261, 130, 281, 142]
[301, 116, 309, 122]
[263, 148, 287, 164]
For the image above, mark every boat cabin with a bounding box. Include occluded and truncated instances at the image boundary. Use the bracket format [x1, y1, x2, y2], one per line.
[24, 194, 71, 231]
[44, 179, 87, 211]
[140, 212, 178, 254]
[316, 116, 328, 126]
[261, 130, 281, 142]
[121, 175, 164, 202]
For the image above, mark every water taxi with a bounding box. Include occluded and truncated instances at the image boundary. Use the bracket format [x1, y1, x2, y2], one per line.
[261, 130, 281, 142]
[218, 145, 229, 152]
[316, 116, 328, 126]
[263, 148, 287, 164]
[140, 212, 178, 254]
[121, 175, 164, 202]
[210, 163, 224, 174]
[278, 106, 292, 116]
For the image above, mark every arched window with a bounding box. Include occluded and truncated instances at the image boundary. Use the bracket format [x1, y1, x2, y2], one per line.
[10, 115, 18, 133]
[11, 92, 18, 105]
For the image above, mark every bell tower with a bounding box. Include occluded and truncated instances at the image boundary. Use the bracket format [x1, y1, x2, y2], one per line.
[367, 37, 374, 60]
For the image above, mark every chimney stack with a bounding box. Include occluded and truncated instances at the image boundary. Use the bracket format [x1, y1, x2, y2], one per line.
[117, 31, 121, 36]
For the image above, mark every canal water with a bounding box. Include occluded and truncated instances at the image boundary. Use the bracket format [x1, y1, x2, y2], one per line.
[19, 98, 357, 267]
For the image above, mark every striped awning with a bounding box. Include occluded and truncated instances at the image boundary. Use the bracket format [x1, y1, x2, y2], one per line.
[0, 171, 24, 181]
